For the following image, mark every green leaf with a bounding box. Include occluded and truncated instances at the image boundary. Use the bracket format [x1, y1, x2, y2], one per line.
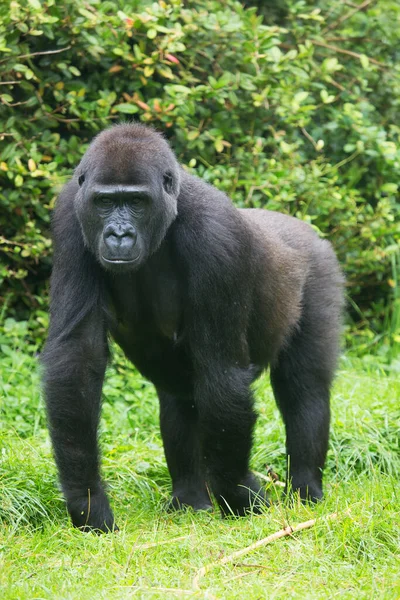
[147, 28, 157, 39]
[320, 89, 335, 104]
[381, 183, 398, 193]
[294, 91, 309, 104]
[187, 130, 199, 141]
[266, 46, 282, 62]
[322, 57, 341, 73]
[69, 66, 81, 76]
[113, 103, 139, 114]
[133, 45, 143, 60]
[360, 54, 369, 69]
[170, 85, 191, 94]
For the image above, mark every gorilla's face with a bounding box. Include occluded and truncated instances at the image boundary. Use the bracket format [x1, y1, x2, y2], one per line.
[88, 185, 152, 269]
[73, 125, 180, 272]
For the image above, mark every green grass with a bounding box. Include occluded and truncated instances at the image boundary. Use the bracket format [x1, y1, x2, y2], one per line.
[0, 339, 399, 599]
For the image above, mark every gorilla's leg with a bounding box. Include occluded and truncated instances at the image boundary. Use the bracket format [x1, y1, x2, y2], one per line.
[196, 370, 267, 516]
[44, 335, 115, 532]
[270, 319, 337, 502]
[158, 390, 212, 510]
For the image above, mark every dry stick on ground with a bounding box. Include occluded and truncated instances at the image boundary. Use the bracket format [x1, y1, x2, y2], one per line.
[193, 511, 342, 591]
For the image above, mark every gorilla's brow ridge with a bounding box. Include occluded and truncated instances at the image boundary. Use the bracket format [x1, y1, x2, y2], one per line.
[90, 185, 150, 194]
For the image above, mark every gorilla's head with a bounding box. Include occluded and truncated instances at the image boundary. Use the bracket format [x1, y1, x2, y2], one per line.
[74, 124, 181, 272]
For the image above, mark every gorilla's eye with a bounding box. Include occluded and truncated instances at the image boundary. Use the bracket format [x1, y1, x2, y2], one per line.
[78, 173, 86, 187]
[163, 171, 174, 194]
[95, 196, 114, 209]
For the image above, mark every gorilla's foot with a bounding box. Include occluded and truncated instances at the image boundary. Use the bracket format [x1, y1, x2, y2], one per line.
[286, 477, 323, 504]
[66, 487, 117, 532]
[215, 472, 269, 517]
[167, 486, 213, 512]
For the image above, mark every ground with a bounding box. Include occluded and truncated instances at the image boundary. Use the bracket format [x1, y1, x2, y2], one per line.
[0, 340, 399, 599]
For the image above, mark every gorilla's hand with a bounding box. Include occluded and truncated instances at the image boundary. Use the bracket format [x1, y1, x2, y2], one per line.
[66, 487, 117, 533]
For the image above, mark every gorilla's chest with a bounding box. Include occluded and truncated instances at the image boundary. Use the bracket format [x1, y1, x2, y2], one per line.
[105, 268, 192, 393]
[105, 266, 182, 346]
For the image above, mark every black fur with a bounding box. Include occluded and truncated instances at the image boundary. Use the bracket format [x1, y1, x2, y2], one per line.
[42, 124, 344, 531]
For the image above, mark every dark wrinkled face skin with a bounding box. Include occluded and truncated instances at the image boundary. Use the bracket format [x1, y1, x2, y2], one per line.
[81, 182, 151, 272]
[73, 126, 180, 273]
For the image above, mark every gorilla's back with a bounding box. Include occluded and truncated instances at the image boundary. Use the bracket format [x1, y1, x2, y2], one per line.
[239, 208, 321, 254]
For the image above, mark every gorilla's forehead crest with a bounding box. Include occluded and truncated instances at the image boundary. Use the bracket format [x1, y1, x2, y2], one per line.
[82, 123, 177, 185]
[95, 123, 164, 146]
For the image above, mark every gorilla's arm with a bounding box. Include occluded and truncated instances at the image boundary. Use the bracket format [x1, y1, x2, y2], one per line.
[42, 182, 115, 531]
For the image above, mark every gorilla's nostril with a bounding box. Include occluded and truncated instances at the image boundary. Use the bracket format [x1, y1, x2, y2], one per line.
[122, 227, 137, 240]
[104, 224, 137, 241]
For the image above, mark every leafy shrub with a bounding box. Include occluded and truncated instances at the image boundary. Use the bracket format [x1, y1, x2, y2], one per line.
[0, 0, 399, 359]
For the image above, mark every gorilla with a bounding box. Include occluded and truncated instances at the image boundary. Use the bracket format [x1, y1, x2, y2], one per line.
[42, 123, 344, 532]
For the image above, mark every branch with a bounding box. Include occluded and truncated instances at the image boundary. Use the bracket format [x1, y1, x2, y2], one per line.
[323, 0, 376, 33]
[0, 237, 30, 248]
[193, 511, 342, 591]
[16, 45, 72, 60]
[331, 149, 361, 170]
[311, 40, 388, 68]
[0, 45, 71, 65]
[1, 99, 30, 108]
[301, 127, 321, 151]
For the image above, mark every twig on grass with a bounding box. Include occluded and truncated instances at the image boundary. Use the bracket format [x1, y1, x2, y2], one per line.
[253, 470, 285, 487]
[193, 511, 342, 591]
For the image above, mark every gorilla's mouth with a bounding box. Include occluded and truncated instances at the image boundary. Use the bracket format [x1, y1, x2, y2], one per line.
[100, 254, 142, 272]
[101, 256, 139, 264]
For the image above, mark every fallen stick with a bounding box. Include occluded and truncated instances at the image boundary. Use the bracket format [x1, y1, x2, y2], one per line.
[193, 511, 341, 591]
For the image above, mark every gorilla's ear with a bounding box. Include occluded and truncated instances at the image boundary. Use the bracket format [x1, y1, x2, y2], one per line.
[78, 173, 86, 187]
[163, 171, 174, 195]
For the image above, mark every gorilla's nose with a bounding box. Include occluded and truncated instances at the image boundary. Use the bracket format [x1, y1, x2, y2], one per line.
[104, 223, 137, 245]
[103, 223, 137, 255]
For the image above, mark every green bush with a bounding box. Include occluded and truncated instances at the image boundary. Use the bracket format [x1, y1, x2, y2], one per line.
[0, 0, 399, 359]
